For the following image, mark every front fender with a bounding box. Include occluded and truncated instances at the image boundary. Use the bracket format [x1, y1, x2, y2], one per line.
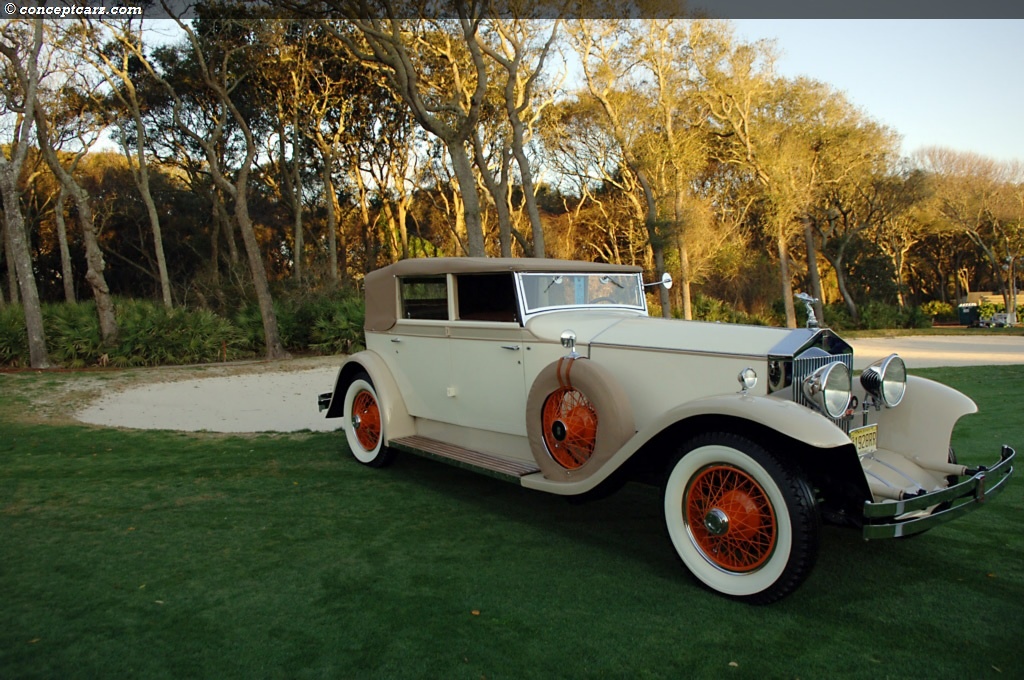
[522, 393, 850, 495]
[870, 375, 976, 468]
[324, 351, 415, 441]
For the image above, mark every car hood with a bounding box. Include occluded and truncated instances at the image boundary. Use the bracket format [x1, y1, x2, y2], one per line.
[527, 312, 848, 360]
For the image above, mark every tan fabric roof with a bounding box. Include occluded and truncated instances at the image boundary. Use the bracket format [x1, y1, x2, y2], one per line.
[363, 257, 643, 331]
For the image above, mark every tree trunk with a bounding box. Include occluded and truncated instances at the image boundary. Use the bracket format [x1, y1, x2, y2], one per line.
[449, 144, 486, 257]
[322, 160, 340, 284]
[54, 189, 76, 303]
[778, 234, 797, 328]
[673, 190, 693, 320]
[235, 188, 288, 360]
[3, 221, 20, 304]
[0, 166, 49, 367]
[75, 194, 118, 344]
[802, 219, 825, 325]
[34, 111, 118, 345]
[831, 254, 859, 324]
[127, 126, 173, 307]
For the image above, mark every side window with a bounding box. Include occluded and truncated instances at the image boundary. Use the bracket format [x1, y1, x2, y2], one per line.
[455, 273, 519, 323]
[400, 276, 449, 320]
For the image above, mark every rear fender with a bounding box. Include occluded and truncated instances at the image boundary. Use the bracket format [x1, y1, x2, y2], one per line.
[325, 351, 415, 442]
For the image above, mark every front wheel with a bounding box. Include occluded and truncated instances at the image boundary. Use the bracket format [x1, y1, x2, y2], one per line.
[663, 433, 820, 604]
[342, 373, 395, 468]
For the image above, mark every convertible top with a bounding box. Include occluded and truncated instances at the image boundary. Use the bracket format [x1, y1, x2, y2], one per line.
[364, 257, 642, 332]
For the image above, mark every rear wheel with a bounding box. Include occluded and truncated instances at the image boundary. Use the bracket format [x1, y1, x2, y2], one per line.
[342, 373, 395, 468]
[663, 432, 820, 604]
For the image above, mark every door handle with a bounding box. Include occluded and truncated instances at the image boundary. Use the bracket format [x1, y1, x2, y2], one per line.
[501, 345, 521, 351]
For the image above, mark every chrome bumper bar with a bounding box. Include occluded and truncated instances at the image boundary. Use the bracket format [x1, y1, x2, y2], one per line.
[862, 445, 1015, 539]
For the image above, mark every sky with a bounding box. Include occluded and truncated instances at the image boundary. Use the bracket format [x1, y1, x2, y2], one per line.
[729, 19, 1024, 165]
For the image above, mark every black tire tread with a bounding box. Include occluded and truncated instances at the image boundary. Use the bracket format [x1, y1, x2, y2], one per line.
[667, 431, 821, 605]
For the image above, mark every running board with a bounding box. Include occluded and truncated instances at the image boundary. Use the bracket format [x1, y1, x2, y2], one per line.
[389, 435, 540, 484]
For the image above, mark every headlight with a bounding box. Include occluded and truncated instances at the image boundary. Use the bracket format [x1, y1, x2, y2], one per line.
[802, 361, 852, 418]
[860, 353, 907, 407]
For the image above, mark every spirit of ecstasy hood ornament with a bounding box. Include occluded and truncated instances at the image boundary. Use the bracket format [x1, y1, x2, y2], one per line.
[795, 293, 820, 329]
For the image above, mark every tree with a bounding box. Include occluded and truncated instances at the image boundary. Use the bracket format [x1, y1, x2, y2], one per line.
[30, 28, 120, 344]
[475, 16, 561, 257]
[916, 147, 1024, 325]
[567, 19, 672, 317]
[687, 21, 821, 326]
[324, 2, 491, 256]
[0, 18, 49, 367]
[73, 18, 174, 307]
[155, 4, 288, 359]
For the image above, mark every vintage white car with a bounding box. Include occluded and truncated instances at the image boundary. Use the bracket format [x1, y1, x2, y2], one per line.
[319, 257, 1015, 603]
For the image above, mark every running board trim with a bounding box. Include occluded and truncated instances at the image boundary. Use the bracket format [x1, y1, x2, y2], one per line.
[389, 435, 539, 483]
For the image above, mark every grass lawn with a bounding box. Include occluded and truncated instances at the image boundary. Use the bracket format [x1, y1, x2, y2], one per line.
[1, 365, 1021, 679]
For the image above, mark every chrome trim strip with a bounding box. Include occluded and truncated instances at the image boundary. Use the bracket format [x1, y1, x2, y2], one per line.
[862, 445, 1015, 539]
[589, 343, 764, 362]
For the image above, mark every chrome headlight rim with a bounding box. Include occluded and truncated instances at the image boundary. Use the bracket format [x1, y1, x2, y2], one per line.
[802, 360, 852, 419]
[860, 353, 907, 408]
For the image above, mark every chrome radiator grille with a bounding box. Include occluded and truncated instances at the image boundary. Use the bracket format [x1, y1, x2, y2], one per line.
[793, 352, 854, 433]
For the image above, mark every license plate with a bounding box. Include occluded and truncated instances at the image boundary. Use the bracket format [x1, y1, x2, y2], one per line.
[851, 425, 878, 454]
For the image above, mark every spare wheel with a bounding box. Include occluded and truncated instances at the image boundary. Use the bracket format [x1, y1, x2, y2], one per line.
[526, 357, 635, 482]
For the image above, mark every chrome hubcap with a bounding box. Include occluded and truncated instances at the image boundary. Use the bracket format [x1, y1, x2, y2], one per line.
[703, 508, 730, 536]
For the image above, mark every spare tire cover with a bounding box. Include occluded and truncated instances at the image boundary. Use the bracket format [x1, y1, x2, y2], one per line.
[526, 357, 636, 482]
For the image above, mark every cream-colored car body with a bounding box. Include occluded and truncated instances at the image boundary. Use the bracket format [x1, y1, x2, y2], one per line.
[321, 257, 1014, 541]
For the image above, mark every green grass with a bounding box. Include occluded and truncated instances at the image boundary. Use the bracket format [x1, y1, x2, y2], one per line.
[1, 367, 1021, 679]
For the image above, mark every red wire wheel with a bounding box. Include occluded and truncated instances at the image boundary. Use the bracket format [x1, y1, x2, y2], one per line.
[351, 389, 382, 452]
[684, 465, 777, 572]
[541, 387, 598, 470]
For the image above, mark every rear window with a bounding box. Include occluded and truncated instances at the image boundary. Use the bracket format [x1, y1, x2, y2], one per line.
[400, 276, 449, 320]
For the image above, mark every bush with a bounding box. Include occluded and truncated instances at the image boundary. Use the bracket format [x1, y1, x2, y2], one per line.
[0, 300, 254, 368]
[856, 301, 931, 330]
[0, 305, 29, 367]
[921, 300, 956, 321]
[688, 294, 770, 326]
[111, 300, 248, 367]
[45, 302, 103, 367]
[234, 291, 366, 355]
[309, 297, 366, 354]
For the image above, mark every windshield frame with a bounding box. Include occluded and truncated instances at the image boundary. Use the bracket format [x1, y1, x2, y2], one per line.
[515, 271, 648, 319]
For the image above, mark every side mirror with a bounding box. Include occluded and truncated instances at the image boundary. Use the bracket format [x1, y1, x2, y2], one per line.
[644, 272, 673, 290]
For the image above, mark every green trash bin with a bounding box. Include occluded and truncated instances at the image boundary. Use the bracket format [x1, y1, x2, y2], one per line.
[958, 303, 980, 326]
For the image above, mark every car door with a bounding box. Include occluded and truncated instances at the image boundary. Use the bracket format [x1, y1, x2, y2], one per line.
[387, 275, 457, 424]
[446, 273, 528, 436]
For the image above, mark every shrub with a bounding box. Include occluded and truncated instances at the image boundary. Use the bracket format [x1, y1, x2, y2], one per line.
[112, 300, 248, 367]
[921, 300, 956, 321]
[309, 297, 366, 355]
[0, 305, 29, 366]
[45, 302, 103, 368]
[689, 294, 769, 326]
[234, 290, 365, 355]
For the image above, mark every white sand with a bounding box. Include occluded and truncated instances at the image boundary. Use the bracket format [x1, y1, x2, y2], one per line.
[75, 364, 342, 433]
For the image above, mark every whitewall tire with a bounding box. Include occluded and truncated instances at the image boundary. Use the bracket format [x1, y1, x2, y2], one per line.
[663, 432, 819, 604]
[342, 374, 395, 468]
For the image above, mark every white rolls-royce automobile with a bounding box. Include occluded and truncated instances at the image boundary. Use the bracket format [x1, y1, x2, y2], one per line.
[319, 257, 1015, 604]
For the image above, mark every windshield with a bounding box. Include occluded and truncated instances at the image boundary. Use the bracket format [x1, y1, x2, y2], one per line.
[518, 272, 646, 315]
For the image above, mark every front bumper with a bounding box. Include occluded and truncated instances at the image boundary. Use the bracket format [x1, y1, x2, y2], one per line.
[862, 445, 1015, 539]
